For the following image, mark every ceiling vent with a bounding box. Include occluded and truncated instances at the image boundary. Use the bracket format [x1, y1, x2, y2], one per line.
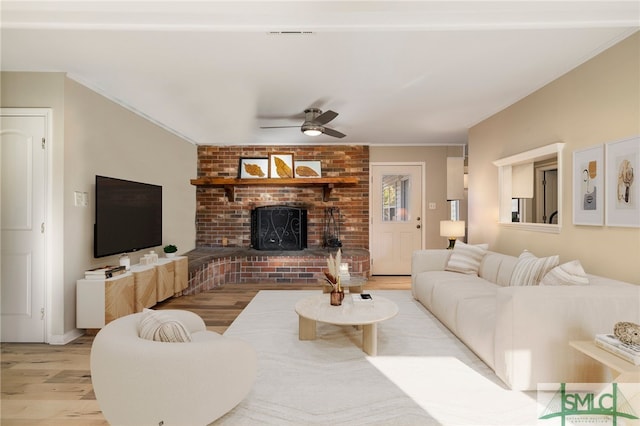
[267, 31, 315, 36]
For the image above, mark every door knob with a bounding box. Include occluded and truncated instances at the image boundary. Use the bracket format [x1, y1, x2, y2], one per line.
[416, 224, 421, 229]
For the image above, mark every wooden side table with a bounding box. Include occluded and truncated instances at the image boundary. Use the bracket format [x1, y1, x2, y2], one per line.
[570, 340, 640, 383]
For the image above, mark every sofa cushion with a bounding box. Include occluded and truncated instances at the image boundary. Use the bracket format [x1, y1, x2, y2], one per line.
[430, 277, 497, 331]
[510, 250, 559, 286]
[479, 252, 519, 287]
[540, 260, 589, 286]
[413, 270, 466, 309]
[445, 241, 488, 275]
[138, 309, 192, 343]
[455, 296, 496, 368]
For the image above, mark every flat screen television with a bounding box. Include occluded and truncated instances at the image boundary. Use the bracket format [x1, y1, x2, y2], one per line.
[94, 175, 162, 258]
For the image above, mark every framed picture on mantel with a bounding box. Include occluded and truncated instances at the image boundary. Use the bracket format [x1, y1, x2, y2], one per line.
[295, 160, 322, 178]
[238, 158, 268, 179]
[269, 153, 294, 179]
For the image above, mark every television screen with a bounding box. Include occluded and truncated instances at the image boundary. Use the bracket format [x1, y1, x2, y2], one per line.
[94, 175, 162, 258]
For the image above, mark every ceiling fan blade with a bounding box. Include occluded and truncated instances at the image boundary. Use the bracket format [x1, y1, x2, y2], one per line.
[314, 110, 338, 125]
[322, 127, 346, 138]
[260, 125, 300, 129]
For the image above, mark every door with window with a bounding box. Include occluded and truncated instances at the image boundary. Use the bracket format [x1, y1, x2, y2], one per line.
[370, 163, 424, 275]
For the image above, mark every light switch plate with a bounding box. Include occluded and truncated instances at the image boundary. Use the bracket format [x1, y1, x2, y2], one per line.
[74, 191, 88, 207]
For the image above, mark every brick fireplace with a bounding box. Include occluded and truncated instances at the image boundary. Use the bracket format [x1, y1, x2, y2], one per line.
[195, 145, 369, 248]
[187, 145, 370, 290]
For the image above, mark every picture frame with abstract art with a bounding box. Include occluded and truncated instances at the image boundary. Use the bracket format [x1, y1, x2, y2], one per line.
[294, 160, 322, 178]
[573, 145, 604, 225]
[605, 136, 639, 227]
[268, 152, 295, 179]
[238, 158, 268, 179]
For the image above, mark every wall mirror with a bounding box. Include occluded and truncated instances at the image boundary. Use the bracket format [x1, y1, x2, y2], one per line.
[493, 142, 565, 233]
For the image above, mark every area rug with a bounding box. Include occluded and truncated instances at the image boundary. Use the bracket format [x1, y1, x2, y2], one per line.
[214, 290, 539, 425]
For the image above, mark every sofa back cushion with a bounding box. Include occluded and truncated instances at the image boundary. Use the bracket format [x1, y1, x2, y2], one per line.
[586, 274, 638, 288]
[479, 251, 519, 287]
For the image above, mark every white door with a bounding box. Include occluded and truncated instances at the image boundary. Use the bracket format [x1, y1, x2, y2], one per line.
[370, 163, 424, 275]
[1, 112, 47, 342]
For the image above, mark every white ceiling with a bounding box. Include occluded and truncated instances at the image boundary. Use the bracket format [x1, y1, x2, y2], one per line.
[1, 1, 638, 146]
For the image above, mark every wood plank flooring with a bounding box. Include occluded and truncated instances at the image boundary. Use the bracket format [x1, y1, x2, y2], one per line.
[1, 276, 410, 425]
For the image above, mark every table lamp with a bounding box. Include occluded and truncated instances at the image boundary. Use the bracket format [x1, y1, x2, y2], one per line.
[440, 220, 466, 249]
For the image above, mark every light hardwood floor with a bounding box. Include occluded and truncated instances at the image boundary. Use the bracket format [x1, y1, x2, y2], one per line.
[1, 276, 410, 425]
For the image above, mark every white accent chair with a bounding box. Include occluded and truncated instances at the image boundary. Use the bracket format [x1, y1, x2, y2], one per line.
[90, 309, 257, 425]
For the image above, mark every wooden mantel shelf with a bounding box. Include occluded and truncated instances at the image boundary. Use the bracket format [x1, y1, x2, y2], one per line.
[190, 177, 359, 202]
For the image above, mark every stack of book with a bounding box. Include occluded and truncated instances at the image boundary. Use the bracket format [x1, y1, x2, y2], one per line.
[85, 265, 126, 280]
[594, 334, 640, 365]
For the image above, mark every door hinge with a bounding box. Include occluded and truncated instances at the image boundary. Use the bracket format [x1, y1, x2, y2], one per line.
[42, 138, 46, 149]
[41, 308, 45, 320]
[41, 223, 45, 233]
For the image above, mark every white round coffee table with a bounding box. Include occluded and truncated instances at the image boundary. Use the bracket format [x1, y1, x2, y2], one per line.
[295, 293, 398, 356]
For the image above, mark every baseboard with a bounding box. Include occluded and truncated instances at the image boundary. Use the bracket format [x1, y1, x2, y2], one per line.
[48, 328, 84, 345]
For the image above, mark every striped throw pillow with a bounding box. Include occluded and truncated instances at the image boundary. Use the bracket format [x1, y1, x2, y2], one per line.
[510, 250, 559, 286]
[138, 309, 192, 343]
[445, 241, 488, 275]
[540, 260, 589, 286]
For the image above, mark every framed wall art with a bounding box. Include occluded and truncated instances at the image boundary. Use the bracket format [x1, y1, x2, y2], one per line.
[294, 160, 322, 178]
[605, 136, 639, 227]
[238, 158, 268, 179]
[573, 145, 604, 226]
[269, 152, 294, 178]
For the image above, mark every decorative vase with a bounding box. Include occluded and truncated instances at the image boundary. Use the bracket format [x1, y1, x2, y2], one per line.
[330, 277, 344, 306]
[330, 288, 344, 306]
[165, 252, 176, 258]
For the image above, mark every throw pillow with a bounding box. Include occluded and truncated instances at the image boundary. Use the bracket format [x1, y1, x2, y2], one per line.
[445, 241, 488, 275]
[510, 250, 560, 286]
[540, 260, 589, 286]
[138, 309, 192, 343]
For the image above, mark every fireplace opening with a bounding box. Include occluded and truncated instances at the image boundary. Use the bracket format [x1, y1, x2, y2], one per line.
[251, 206, 307, 250]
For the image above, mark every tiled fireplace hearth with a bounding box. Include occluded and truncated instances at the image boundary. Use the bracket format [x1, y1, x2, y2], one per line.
[185, 145, 371, 293]
[184, 247, 370, 293]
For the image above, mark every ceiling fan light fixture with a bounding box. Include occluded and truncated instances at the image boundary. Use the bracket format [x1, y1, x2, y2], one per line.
[302, 124, 323, 137]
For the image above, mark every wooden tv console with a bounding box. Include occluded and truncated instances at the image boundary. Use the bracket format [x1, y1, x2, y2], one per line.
[76, 256, 188, 329]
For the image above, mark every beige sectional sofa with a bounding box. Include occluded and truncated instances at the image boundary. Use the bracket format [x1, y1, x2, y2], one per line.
[411, 248, 640, 391]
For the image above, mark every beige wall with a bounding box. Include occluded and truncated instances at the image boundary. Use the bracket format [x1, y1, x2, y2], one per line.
[370, 145, 466, 249]
[468, 32, 640, 284]
[1, 72, 197, 341]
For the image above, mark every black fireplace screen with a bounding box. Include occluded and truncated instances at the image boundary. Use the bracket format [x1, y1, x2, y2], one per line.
[251, 206, 307, 250]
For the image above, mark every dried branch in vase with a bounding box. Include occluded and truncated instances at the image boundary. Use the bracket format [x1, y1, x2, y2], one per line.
[325, 249, 342, 289]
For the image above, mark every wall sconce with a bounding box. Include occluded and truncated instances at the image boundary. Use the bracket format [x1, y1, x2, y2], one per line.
[512, 163, 534, 198]
[440, 220, 466, 249]
[447, 157, 465, 200]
